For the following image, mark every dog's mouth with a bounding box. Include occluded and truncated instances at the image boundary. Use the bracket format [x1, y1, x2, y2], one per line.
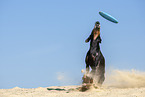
[95, 24, 100, 30]
[96, 26, 100, 29]
[95, 26, 100, 30]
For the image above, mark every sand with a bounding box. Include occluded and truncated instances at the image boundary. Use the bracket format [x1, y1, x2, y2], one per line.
[1, 69, 145, 97]
[0, 86, 145, 97]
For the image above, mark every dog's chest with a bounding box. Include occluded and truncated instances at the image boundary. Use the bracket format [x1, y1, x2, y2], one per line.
[91, 39, 98, 47]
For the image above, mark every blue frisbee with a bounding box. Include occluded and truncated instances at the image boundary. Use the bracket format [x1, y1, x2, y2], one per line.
[99, 11, 118, 23]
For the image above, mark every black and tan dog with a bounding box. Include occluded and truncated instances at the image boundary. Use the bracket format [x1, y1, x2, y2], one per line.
[83, 21, 105, 86]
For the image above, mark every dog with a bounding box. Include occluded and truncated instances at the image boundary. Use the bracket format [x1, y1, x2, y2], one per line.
[84, 21, 105, 86]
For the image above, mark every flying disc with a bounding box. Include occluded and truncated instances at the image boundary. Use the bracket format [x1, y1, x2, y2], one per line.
[99, 11, 118, 23]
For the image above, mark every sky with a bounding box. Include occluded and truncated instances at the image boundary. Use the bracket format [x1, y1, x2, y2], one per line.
[0, 0, 145, 89]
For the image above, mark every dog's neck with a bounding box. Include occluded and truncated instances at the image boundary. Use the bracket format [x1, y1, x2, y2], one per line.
[93, 30, 100, 40]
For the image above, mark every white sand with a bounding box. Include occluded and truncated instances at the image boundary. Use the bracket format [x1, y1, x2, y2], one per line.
[1, 69, 145, 97]
[0, 86, 145, 97]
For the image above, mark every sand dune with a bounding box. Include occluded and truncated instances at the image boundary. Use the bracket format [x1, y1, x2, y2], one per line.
[1, 69, 145, 97]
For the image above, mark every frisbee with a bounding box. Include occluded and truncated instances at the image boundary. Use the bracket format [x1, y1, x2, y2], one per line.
[99, 11, 118, 23]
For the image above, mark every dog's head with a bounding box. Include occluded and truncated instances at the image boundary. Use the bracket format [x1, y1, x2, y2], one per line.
[95, 21, 100, 30]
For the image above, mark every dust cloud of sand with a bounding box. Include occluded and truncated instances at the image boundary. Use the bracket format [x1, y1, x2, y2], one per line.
[56, 69, 145, 88]
[56, 72, 66, 81]
[56, 72, 70, 84]
[56, 72, 80, 86]
[104, 69, 145, 88]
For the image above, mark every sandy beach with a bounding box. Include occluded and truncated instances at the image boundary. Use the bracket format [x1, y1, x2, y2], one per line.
[0, 86, 145, 97]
